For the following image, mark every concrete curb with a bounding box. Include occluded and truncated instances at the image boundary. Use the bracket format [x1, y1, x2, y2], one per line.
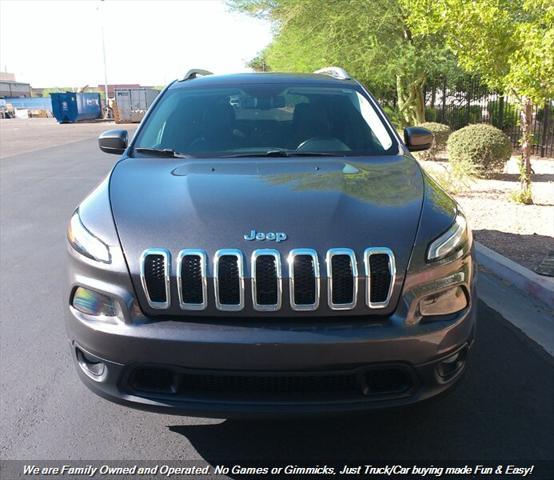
[475, 242, 554, 310]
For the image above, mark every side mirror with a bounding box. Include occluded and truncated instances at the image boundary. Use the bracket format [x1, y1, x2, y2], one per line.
[98, 129, 128, 155]
[404, 127, 433, 152]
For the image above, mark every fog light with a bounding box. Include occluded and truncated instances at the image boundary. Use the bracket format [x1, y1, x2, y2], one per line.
[76, 348, 107, 381]
[419, 286, 467, 317]
[437, 347, 467, 380]
[72, 287, 120, 318]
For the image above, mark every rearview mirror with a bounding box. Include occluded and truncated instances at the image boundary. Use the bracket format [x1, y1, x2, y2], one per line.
[98, 129, 128, 155]
[404, 127, 433, 152]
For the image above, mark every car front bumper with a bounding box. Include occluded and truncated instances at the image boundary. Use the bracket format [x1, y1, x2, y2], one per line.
[67, 300, 476, 418]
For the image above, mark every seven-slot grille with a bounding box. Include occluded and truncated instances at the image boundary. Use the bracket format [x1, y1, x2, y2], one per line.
[140, 247, 395, 312]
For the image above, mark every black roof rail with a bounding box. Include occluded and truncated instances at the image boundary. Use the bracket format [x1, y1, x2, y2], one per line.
[313, 67, 351, 80]
[181, 69, 214, 81]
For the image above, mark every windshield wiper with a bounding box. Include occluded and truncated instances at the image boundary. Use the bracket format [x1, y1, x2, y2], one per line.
[134, 147, 191, 158]
[286, 151, 340, 157]
[220, 150, 340, 158]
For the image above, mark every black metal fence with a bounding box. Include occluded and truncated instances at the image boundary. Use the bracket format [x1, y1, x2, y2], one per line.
[424, 78, 553, 157]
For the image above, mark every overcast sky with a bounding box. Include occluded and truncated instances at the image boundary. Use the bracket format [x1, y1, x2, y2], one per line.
[0, 0, 272, 87]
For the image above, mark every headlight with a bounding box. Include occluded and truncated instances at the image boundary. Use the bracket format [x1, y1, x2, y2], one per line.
[67, 210, 111, 263]
[427, 212, 468, 261]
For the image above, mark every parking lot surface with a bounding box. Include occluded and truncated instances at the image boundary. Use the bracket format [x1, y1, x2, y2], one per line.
[0, 118, 138, 160]
[0, 120, 553, 469]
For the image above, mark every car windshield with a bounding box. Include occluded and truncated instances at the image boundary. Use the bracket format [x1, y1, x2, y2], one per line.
[133, 83, 398, 157]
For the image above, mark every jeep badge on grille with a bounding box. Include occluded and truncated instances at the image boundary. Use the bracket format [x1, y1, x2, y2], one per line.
[244, 230, 287, 242]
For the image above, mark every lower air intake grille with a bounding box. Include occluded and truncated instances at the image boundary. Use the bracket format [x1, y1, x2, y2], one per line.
[142, 252, 168, 305]
[178, 372, 359, 399]
[369, 253, 393, 304]
[128, 365, 415, 402]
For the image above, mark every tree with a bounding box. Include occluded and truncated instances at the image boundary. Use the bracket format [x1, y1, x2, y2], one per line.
[247, 49, 271, 71]
[228, 0, 459, 126]
[414, 0, 554, 203]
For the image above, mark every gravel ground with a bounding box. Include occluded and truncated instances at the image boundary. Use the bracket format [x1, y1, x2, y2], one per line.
[421, 156, 554, 271]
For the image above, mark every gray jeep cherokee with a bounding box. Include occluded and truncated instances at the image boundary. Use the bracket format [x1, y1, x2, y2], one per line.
[66, 67, 476, 417]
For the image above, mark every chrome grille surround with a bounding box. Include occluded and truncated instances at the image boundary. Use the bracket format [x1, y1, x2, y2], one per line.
[176, 249, 208, 310]
[139, 247, 396, 313]
[140, 248, 171, 309]
[287, 248, 321, 311]
[326, 248, 358, 310]
[213, 249, 245, 311]
[363, 247, 396, 309]
[251, 249, 282, 312]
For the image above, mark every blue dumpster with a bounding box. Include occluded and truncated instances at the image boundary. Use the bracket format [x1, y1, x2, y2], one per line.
[50, 92, 101, 123]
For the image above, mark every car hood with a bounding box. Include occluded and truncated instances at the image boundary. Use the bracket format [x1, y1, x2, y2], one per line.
[110, 155, 424, 316]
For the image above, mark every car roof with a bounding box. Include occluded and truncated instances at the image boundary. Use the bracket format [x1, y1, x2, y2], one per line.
[168, 72, 359, 90]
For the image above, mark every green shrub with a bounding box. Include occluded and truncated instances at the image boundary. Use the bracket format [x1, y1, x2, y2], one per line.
[447, 124, 512, 178]
[417, 122, 451, 161]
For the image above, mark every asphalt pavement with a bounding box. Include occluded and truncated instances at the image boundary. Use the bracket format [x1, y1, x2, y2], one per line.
[1, 120, 553, 470]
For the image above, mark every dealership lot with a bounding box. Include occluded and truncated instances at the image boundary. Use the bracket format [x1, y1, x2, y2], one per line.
[0, 120, 553, 463]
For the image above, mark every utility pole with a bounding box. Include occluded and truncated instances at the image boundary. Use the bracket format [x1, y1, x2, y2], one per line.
[99, 0, 110, 118]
